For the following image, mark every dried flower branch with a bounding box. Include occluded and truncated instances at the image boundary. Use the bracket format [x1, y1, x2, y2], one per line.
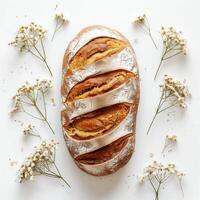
[9, 22, 53, 76]
[154, 27, 187, 80]
[133, 14, 157, 48]
[11, 79, 55, 135]
[162, 135, 177, 154]
[147, 75, 190, 135]
[23, 124, 41, 138]
[139, 161, 185, 200]
[19, 140, 70, 188]
[51, 13, 69, 41]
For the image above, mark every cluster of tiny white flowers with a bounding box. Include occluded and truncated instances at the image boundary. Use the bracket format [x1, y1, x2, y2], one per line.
[139, 161, 185, 183]
[9, 22, 47, 52]
[166, 134, 177, 142]
[23, 124, 34, 136]
[161, 27, 187, 55]
[134, 14, 146, 24]
[34, 79, 53, 93]
[162, 134, 177, 154]
[22, 124, 41, 138]
[55, 13, 68, 23]
[161, 75, 190, 108]
[11, 79, 52, 113]
[19, 140, 58, 183]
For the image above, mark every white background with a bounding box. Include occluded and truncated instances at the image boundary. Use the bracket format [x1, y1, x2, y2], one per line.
[0, 0, 199, 199]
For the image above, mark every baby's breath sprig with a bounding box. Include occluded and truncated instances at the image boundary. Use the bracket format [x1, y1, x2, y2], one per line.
[9, 22, 53, 76]
[139, 161, 185, 200]
[51, 13, 69, 41]
[19, 140, 71, 188]
[147, 75, 190, 135]
[11, 79, 55, 135]
[154, 27, 187, 80]
[23, 124, 41, 138]
[162, 135, 177, 154]
[133, 14, 157, 48]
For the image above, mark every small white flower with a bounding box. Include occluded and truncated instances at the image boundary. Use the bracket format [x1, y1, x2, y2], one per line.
[139, 161, 185, 199]
[134, 14, 146, 24]
[51, 12, 69, 41]
[154, 27, 187, 79]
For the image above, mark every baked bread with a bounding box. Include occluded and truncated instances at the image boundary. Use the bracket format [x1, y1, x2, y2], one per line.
[61, 25, 140, 176]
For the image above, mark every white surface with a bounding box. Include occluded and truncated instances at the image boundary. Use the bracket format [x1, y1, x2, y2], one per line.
[0, 0, 199, 199]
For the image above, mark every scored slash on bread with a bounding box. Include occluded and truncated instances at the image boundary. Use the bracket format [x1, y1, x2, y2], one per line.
[61, 25, 140, 176]
[67, 37, 128, 75]
[66, 70, 133, 102]
[64, 103, 131, 140]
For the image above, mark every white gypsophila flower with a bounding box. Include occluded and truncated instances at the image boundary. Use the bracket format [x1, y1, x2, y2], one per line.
[162, 134, 177, 154]
[19, 140, 70, 188]
[11, 79, 55, 135]
[19, 140, 57, 183]
[12, 79, 52, 112]
[51, 12, 69, 41]
[22, 124, 41, 138]
[154, 27, 187, 79]
[9, 22, 53, 76]
[161, 75, 190, 108]
[34, 79, 53, 93]
[133, 14, 157, 48]
[134, 14, 146, 24]
[55, 13, 69, 23]
[161, 27, 187, 55]
[147, 75, 190, 135]
[139, 161, 185, 200]
[9, 22, 46, 52]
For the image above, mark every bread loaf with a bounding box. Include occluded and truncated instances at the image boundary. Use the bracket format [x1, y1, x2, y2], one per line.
[61, 25, 140, 176]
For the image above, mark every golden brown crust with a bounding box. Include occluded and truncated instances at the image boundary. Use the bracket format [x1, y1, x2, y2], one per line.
[61, 25, 139, 176]
[75, 135, 135, 176]
[75, 133, 133, 165]
[63, 103, 130, 140]
[66, 70, 133, 102]
[66, 37, 127, 74]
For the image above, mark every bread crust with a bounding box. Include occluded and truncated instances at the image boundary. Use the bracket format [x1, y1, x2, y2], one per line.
[61, 25, 140, 176]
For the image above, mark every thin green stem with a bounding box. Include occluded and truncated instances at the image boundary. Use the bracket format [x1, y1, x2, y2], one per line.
[27, 38, 53, 76]
[33, 101, 55, 135]
[145, 17, 157, 49]
[154, 55, 164, 80]
[157, 102, 178, 114]
[149, 32, 158, 49]
[148, 176, 157, 193]
[155, 182, 161, 200]
[146, 109, 158, 135]
[40, 39, 46, 59]
[147, 92, 164, 135]
[21, 105, 44, 121]
[163, 51, 182, 60]
[51, 159, 71, 188]
[43, 59, 53, 77]
[41, 91, 47, 118]
[51, 22, 64, 41]
[59, 176, 71, 188]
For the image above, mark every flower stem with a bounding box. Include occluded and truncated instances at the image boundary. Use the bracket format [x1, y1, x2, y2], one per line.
[59, 176, 71, 188]
[154, 56, 164, 80]
[32, 42, 53, 76]
[52, 161, 71, 188]
[43, 59, 53, 77]
[147, 92, 164, 135]
[149, 32, 158, 49]
[34, 102, 55, 135]
[51, 22, 64, 42]
[51, 31, 56, 42]
[146, 110, 158, 135]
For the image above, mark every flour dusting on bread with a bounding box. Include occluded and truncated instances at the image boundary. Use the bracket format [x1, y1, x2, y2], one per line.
[61, 25, 139, 176]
